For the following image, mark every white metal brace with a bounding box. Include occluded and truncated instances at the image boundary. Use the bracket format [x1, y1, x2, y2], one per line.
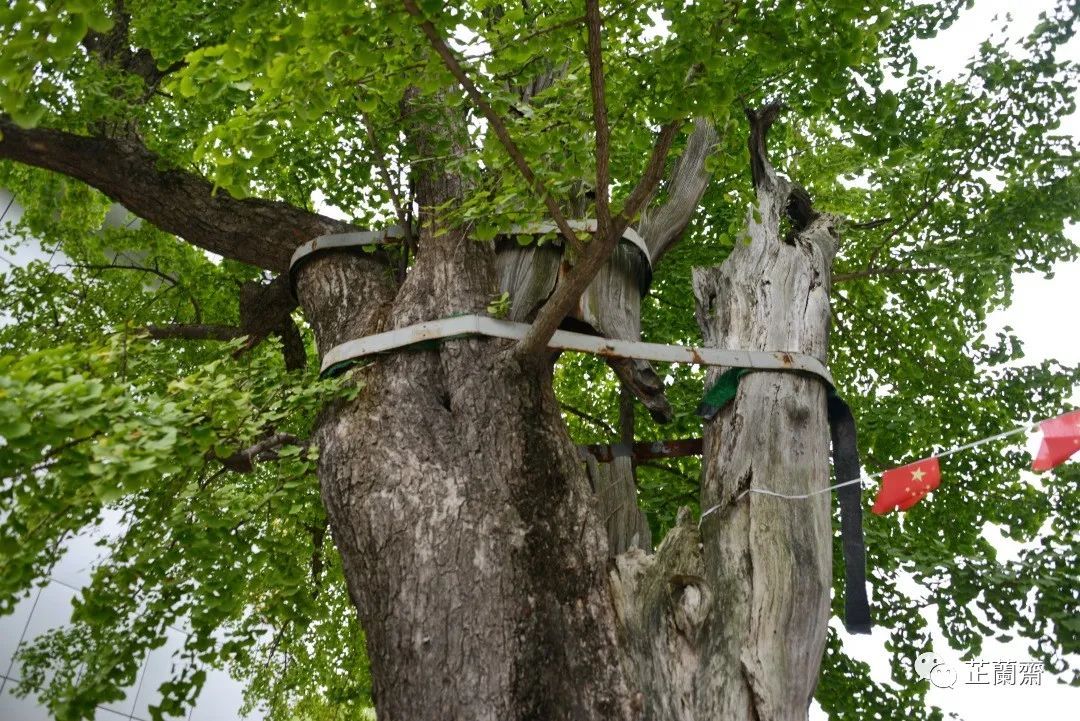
[320, 313, 834, 385]
[288, 219, 653, 284]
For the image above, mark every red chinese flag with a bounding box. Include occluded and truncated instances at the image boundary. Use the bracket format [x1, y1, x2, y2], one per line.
[871, 457, 941, 515]
[1032, 410, 1080, 472]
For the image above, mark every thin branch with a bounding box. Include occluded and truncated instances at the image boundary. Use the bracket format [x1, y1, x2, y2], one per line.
[846, 216, 892, 230]
[864, 137, 980, 268]
[639, 460, 698, 486]
[864, 187, 942, 268]
[60, 262, 202, 321]
[401, 0, 583, 255]
[833, 265, 943, 283]
[560, 402, 617, 436]
[585, 0, 611, 237]
[217, 432, 306, 473]
[361, 114, 414, 284]
[360, 111, 414, 256]
[145, 323, 244, 341]
[403, 0, 684, 359]
[516, 120, 681, 358]
[615, 121, 682, 233]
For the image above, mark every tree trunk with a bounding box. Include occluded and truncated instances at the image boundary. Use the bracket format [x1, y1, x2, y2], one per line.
[297, 243, 638, 720]
[607, 188, 838, 720]
[293, 102, 641, 719]
[292, 100, 838, 719]
[690, 205, 838, 719]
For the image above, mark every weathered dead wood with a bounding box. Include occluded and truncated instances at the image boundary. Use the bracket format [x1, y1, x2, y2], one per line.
[608, 105, 839, 721]
[638, 118, 719, 263]
[585, 454, 651, 555]
[691, 105, 837, 720]
[581, 384, 652, 556]
[609, 509, 709, 721]
[495, 236, 673, 422]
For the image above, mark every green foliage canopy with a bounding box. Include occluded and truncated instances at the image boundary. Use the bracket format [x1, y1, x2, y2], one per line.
[0, 0, 1077, 719]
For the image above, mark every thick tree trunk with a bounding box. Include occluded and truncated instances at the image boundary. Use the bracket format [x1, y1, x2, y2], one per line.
[292, 100, 837, 719]
[294, 100, 640, 719]
[297, 242, 638, 720]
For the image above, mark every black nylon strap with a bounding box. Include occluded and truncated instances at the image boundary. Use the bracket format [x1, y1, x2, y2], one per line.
[827, 392, 873, 634]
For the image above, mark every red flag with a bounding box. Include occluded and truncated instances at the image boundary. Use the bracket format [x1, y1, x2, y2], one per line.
[871, 457, 941, 515]
[1032, 410, 1080, 472]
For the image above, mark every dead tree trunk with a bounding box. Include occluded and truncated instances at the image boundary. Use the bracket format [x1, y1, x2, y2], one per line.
[690, 109, 838, 719]
[609, 106, 839, 721]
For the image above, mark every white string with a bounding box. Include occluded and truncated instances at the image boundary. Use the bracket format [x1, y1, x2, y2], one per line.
[698, 419, 1043, 524]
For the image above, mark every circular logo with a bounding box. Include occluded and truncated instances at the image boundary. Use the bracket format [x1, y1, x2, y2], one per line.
[914, 652, 942, 679]
[914, 651, 956, 688]
[929, 664, 957, 689]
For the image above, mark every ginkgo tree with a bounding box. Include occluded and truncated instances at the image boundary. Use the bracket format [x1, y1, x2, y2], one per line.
[0, 0, 1077, 720]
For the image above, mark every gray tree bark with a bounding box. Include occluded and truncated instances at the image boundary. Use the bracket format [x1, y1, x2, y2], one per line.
[292, 105, 839, 720]
[607, 116, 839, 721]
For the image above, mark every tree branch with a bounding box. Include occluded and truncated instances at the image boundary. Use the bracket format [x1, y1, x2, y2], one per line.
[146, 275, 307, 370]
[217, 433, 306, 473]
[560, 402, 617, 437]
[81, 0, 186, 102]
[361, 111, 415, 282]
[145, 323, 244, 341]
[0, 117, 356, 272]
[60, 261, 203, 321]
[403, 0, 683, 359]
[585, 0, 611, 238]
[847, 216, 891, 230]
[616, 122, 682, 234]
[401, 0, 583, 256]
[638, 118, 718, 262]
[515, 120, 681, 358]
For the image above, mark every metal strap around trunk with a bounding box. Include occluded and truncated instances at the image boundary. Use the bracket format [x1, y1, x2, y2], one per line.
[506, 220, 652, 268]
[287, 220, 654, 298]
[318, 314, 834, 385]
[287, 225, 406, 297]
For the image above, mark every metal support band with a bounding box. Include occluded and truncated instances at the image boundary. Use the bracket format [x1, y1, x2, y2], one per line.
[318, 313, 834, 385]
[287, 220, 653, 298]
[506, 219, 652, 268]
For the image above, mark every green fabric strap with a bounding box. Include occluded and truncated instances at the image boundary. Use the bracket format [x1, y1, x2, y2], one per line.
[698, 368, 843, 419]
[696, 367, 752, 420]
